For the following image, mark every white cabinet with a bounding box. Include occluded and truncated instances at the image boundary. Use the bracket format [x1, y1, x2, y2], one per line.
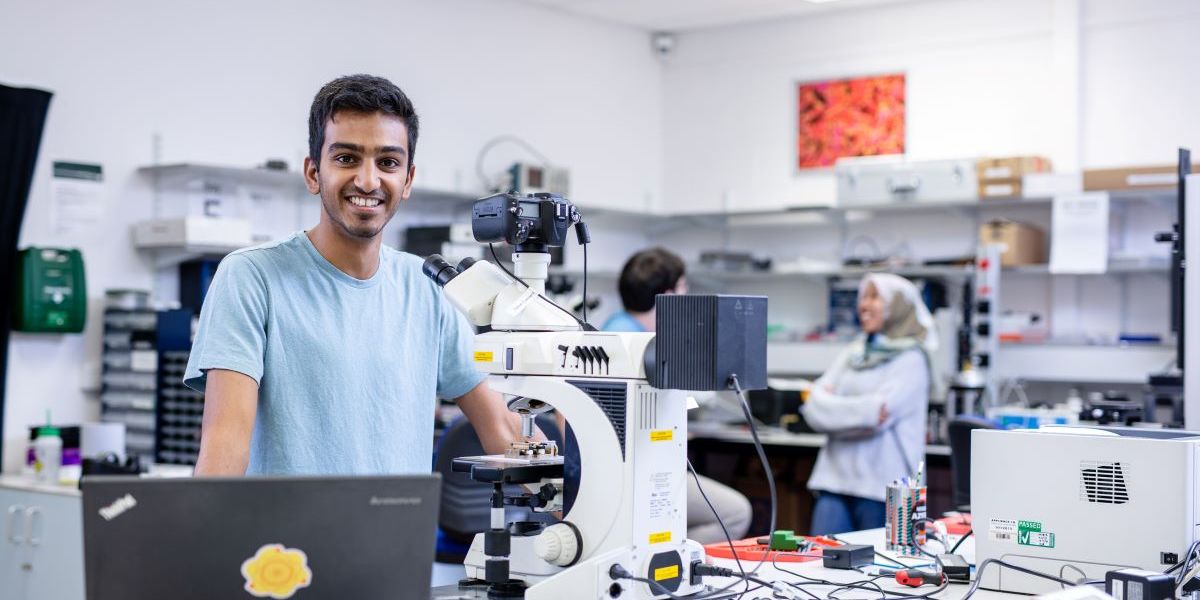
[0, 482, 84, 600]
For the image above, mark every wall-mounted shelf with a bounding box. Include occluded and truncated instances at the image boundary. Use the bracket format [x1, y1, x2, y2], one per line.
[767, 340, 1174, 384]
[138, 163, 479, 212]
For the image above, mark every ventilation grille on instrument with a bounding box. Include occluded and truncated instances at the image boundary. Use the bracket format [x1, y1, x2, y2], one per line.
[569, 380, 627, 460]
[1079, 461, 1130, 504]
[637, 387, 657, 431]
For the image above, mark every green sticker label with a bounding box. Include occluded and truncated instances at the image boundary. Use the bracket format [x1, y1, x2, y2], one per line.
[1017, 520, 1055, 548]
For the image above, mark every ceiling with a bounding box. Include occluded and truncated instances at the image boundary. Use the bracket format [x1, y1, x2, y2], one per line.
[510, 0, 920, 32]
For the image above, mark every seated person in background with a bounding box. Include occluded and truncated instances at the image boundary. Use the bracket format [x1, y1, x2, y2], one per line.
[802, 273, 938, 535]
[588, 247, 753, 543]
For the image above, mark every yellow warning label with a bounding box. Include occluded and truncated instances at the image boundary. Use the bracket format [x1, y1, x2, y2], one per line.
[473, 351, 494, 363]
[648, 531, 671, 545]
[653, 565, 680, 581]
[650, 429, 673, 442]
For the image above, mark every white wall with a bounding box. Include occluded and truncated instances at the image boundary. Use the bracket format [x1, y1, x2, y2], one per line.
[661, 0, 1060, 213]
[660, 0, 1200, 213]
[0, 0, 664, 472]
[1082, 0, 1200, 167]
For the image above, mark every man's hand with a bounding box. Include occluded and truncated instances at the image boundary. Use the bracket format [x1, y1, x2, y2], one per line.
[456, 381, 546, 455]
[193, 369, 258, 476]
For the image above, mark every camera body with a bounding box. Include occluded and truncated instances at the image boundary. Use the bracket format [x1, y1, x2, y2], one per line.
[471, 192, 578, 250]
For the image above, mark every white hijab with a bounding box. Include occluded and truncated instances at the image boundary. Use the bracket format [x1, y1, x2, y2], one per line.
[848, 273, 942, 397]
[857, 273, 938, 354]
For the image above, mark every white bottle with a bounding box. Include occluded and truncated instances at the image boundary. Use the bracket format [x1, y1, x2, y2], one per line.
[34, 425, 63, 485]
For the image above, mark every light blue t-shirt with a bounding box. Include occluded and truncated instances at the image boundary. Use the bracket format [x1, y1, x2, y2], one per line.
[600, 310, 646, 333]
[183, 232, 484, 475]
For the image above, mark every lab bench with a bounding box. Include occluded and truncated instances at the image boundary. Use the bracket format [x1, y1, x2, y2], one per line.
[686, 422, 953, 536]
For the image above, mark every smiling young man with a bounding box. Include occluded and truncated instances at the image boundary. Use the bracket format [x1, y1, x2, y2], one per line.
[184, 74, 531, 476]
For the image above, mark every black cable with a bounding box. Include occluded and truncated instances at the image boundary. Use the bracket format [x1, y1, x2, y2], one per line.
[659, 376, 777, 600]
[907, 517, 938, 559]
[488, 243, 591, 330]
[688, 459, 750, 596]
[611, 564, 768, 600]
[961, 558, 1095, 600]
[581, 239, 588, 324]
[730, 373, 778, 580]
[770, 553, 949, 600]
[948, 530, 972, 555]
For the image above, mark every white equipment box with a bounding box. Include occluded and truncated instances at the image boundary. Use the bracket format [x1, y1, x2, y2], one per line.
[132, 216, 252, 249]
[973, 427, 1200, 595]
[836, 157, 978, 207]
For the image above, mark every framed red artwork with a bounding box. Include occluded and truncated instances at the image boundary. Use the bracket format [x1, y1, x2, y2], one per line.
[796, 73, 906, 169]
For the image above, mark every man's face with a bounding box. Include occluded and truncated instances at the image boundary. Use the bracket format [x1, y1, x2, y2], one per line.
[304, 110, 414, 240]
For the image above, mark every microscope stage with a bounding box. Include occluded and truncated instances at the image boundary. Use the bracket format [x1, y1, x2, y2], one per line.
[452, 455, 564, 484]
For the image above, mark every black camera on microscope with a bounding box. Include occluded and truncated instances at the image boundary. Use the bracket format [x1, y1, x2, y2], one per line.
[471, 192, 580, 251]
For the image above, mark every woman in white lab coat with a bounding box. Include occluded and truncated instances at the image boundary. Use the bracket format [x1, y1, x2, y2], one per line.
[802, 273, 939, 535]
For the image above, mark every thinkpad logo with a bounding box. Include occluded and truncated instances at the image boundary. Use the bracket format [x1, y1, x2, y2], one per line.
[99, 493, 137, 521]
[369, 496, 421, 507]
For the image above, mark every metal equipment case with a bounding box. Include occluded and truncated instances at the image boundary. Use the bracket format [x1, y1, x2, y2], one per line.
[836, 157, 978, 207]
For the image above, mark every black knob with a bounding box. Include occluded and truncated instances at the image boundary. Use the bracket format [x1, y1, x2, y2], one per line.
[976, 323, 990, 336]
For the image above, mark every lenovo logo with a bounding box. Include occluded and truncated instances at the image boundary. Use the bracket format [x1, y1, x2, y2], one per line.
[368, 496, 421, 507]
[99, 494, 137, 521]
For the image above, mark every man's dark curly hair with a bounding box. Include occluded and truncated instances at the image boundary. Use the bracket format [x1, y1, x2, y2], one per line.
[619, 247, 686, 312]
[308, 74, 419, 170]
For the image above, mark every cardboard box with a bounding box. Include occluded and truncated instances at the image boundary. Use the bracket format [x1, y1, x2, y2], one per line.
[979, 220, 1045, 267]
[977, 156, 1052, 181]
[1083, 164, 1198, 191]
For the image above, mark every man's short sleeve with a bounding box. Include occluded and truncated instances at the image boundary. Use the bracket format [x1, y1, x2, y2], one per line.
[435, 296, 486, 399]
[182, 254, 269, 392]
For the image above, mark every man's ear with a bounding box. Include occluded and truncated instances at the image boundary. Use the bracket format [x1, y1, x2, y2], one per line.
[400, 163, 416, 200]
[303, 156, 320, 195]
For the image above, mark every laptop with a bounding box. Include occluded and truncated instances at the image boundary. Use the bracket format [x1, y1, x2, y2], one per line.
[82, 475, 441, 600]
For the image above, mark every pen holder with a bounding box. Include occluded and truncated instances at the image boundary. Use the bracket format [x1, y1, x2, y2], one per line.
[885, 483, 927, 556]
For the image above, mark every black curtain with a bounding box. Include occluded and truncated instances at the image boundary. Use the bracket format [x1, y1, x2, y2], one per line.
[0, 84, 53, 466]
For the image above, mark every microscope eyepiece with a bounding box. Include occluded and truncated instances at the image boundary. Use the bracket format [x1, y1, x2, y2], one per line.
[422, 254, 458, 288]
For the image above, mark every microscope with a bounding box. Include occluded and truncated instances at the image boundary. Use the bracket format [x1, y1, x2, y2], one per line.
[423, 192, 767, 599]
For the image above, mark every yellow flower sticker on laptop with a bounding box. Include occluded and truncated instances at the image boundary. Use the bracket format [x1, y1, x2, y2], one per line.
[241, 544, 313, 598]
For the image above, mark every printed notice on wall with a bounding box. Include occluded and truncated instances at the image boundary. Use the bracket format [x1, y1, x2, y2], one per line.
[51, 161, 105, 235]
[1050, 192, 1109, 274]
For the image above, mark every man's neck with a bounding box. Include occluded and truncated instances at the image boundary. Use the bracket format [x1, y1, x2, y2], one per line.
[630, 309, 656, 333]
[306, 221, 382, 280]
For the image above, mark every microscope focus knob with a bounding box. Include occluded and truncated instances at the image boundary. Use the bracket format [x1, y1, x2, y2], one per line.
[534, 522, 582, 567]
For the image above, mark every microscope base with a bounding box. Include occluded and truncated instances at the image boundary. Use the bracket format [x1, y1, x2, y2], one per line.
[466, 534, 709, 599]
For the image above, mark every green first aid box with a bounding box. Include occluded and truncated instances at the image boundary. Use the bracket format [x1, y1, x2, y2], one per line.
[14, 247, 87, 333]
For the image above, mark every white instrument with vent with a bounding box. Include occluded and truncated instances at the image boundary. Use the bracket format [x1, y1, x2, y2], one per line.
[972, 427, 1200, 595]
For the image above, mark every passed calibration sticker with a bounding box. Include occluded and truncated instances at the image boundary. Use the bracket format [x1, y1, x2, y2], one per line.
[989, 518, 1055, 548]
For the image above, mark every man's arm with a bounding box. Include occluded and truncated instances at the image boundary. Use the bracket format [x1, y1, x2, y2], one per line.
[456, 381, 545, 455]
[194, 369, 259, 476]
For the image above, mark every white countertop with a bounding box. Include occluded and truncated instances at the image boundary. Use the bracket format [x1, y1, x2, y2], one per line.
[0, 465, 193, 498]
[689, 422, 952, 456]
[0, 474, 81, 497]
